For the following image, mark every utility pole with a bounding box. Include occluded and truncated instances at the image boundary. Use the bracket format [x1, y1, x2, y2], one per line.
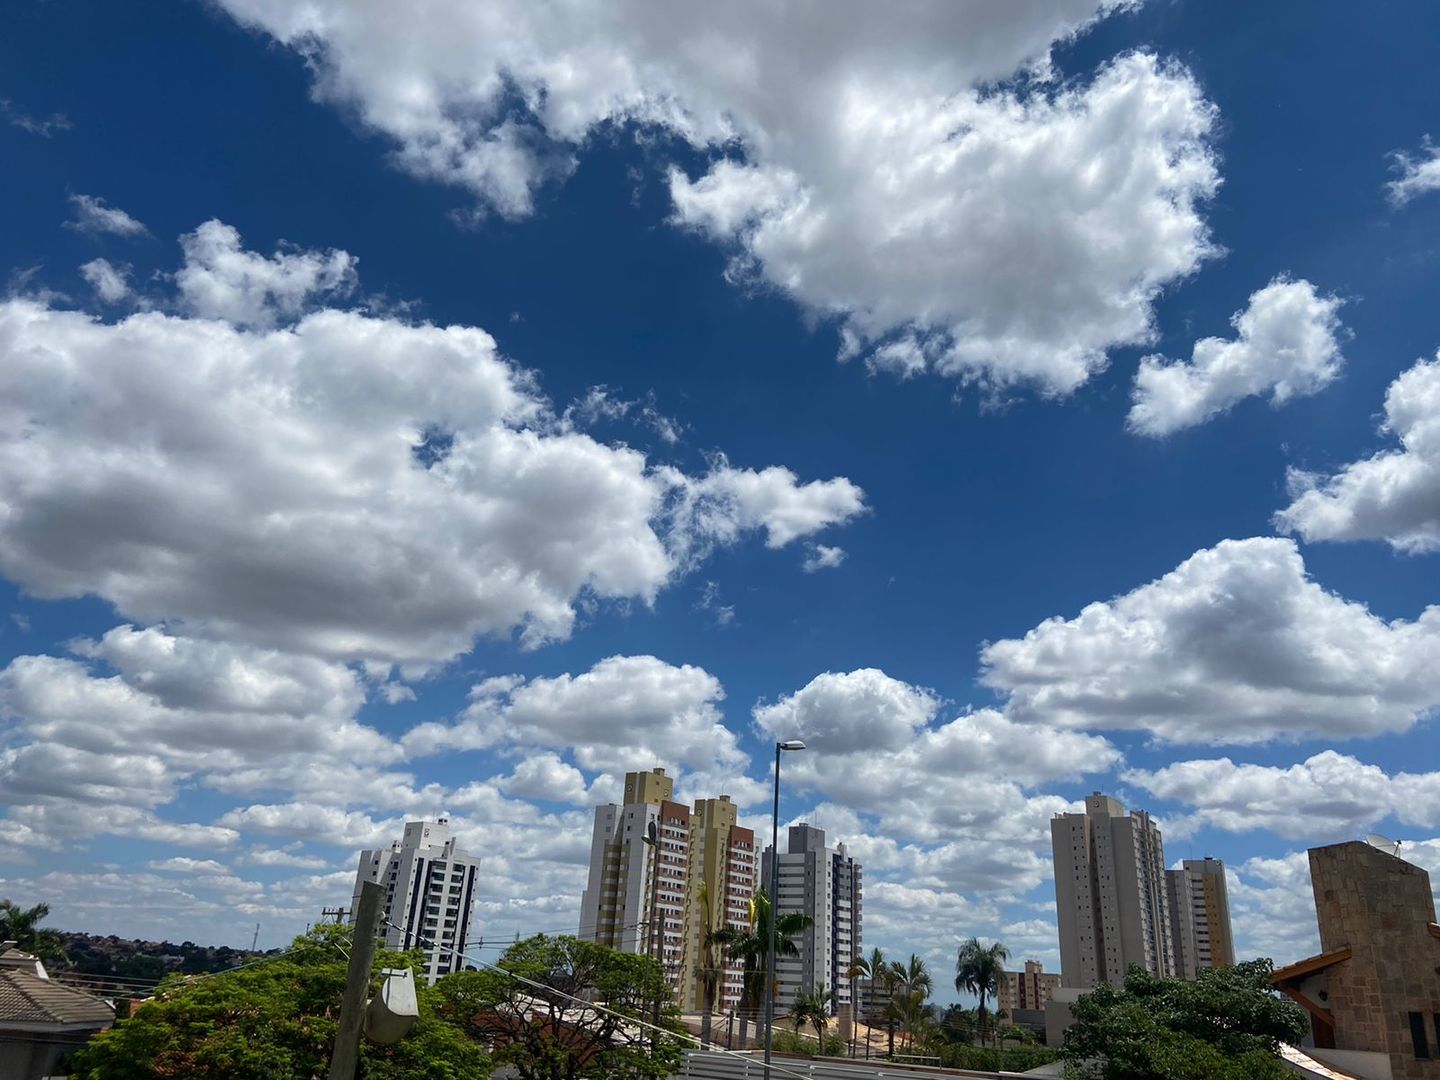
[328, 880, 382, 1080]
[251, 923, 260, 951]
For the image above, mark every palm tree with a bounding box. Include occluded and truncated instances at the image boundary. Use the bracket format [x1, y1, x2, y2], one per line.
[0, 900, 67, 966]
[954, 937, 1009, 1050]
[695, 881, 724, 1048]
[790, 983, 832, 1048]
[712, 888, 813, 1049]
[890, 989, 933, 1052]
[844, 946, 887, 1057]
[887, 955, 933, 1054]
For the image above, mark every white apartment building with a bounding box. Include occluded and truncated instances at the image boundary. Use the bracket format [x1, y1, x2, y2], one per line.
[579, 768, 761, 1014]
[1052, 793, 1175, 988]
[578, 768, 691, 993]
[351, 817, 479, 985]
[760, 823, 863, 1013]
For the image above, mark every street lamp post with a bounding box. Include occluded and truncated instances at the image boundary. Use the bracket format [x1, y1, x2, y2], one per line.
[762, 738, 806, 1079]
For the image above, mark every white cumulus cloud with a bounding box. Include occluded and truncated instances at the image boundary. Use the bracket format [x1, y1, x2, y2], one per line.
[211, 1, 1220, 396]
[1128, 277, 1345, 436]
[175, 219, 358, 327]
[65, 194, 148, 237]
[1387, 137, 1440, 206]
[1125, 751, 1440, 841]
[403, 654, 743, 779]
[79, 258, 132, 303]
[982, 537, 1440, 743]
[0, 227, 863, 668]
[1277, 354, 1440, 553]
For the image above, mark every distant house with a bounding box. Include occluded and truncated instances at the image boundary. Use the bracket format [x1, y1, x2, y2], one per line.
[1270, 840, 1440, 1080]
[0, 947, 114, 1080]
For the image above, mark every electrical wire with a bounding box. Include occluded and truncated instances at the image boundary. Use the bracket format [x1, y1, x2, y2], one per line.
[386, 917, 828, 1080]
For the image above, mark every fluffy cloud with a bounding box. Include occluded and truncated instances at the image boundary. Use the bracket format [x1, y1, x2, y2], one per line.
[79, 258, 132, 303]
[1127, 277, 1345, 436]
[982, 537, 1440, 743]
[64, 194, 148, 237]
[754, 668, 1118, 847]
[175, 220, 358, 327]
[1387, 138, 1440, 206]
[801, 544, 846, 573]
[1125, 751, 1440, 840]
[213, 2, 1219, 395]
[0, 229, 862, 667]
[1276, 355, 1440, 552]
[403, 654, 743, 778]
[0, 626, 400, 844]
[754, 668, 938, 753]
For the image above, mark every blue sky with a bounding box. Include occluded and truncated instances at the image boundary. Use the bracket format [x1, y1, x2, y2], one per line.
[3, 1, 1440, 992]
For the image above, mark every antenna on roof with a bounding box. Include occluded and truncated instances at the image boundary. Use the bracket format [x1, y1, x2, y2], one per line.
[1366, 833, 1402, 857]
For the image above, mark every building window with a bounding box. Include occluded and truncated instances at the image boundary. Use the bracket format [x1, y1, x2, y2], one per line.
[1411, 1012, 1431, 1059]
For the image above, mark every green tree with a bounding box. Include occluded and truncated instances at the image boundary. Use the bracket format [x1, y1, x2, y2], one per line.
[0, 899, 68, 966]
[434, 934, 685, 1080]
[844, 946, 887, 1056]
[694, 880, 727, 1048]
[789, 984, 832, 1047]
[885, 954, 931, 1056]
[954, 937, 1008, 1049]
[890, 989, 933, 1052]
[1059, 959, 1308, 1080]
[66, 924, 488, 1079]
[711, 888, 812, 1049]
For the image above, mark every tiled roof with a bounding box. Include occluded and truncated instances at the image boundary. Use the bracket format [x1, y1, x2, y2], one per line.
[0, 969, 115, 1026]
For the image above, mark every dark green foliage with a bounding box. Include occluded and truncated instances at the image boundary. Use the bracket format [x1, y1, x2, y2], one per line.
[434, 934, 686, 1080]
[65, 924, 489, 1079]
[954, 937, 1009, 1047]
[710, 888, 812, 1047]
[768, 1028, 846, 1057]
[0, 899, 69, 966]
[1059, 959, 1309, 1080]
[58, 931, 267, 981]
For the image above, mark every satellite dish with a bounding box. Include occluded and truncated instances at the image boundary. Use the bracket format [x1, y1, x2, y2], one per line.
[1366, 833, 1402, 857]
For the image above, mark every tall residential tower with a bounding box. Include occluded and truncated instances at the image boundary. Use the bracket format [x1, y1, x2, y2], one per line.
[760, 823, 863, 1013]
[351, 817, 479, 985]
[1051, 793, 1175, 988]
[579, 767, 759, 1013]
[1168, 857, 1235, 977]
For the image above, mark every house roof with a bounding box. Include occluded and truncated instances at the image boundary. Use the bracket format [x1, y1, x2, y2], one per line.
[0, 968, 115, 1026]
[1270, 947, 1352, 986]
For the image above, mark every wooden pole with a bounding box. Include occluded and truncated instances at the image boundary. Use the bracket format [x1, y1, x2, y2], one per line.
[328, 879, 383, 1080]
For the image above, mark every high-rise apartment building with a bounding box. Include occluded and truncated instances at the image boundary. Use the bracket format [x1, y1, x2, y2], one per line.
[1051, 793, 1175, 988]
[351, 817, 479, 985]
[998, 960, 1062, 1018]
[680, 795, 757, 1013]
[578, 767, 690, 990]
[760, 823, 863, 1013]
[1166, 858, 1234, 978]
[579, 767, 759, 1012]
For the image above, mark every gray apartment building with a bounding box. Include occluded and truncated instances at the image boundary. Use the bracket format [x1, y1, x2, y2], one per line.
[1051, 793, 1176, 987]
[761, 823, 863, 1013]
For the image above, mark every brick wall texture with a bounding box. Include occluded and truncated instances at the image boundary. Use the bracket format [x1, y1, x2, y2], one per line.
[1310, 841, 1440, 1080]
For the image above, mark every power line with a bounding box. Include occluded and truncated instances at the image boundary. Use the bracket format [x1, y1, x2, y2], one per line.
[387, 919, 822, 1080]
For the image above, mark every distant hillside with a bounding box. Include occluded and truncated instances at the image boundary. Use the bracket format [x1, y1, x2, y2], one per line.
[56, 931, 276, 982]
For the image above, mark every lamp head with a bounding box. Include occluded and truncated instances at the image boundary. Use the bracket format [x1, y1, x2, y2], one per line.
[778, 739, 807, 752]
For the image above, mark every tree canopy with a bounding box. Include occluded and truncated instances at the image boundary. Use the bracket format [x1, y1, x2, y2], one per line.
[1059, 959, 1308, 1080]
[65, 924, 489, 1080]
[0, 898, 68, 966]
[433, 933, 687, 1080]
